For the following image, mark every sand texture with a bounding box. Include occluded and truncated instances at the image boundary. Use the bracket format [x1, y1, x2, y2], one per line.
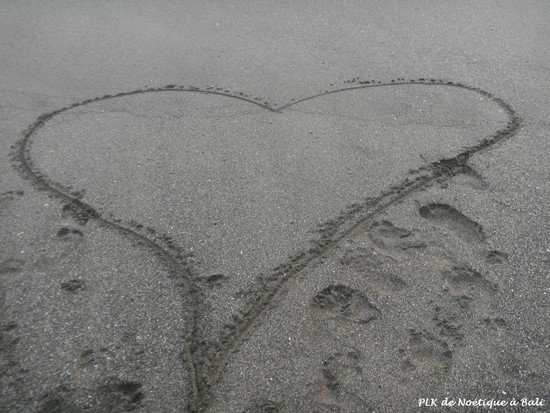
[1, 1, 549, 412]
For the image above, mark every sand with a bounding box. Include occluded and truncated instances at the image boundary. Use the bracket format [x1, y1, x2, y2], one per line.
[1, 1, 549, 412]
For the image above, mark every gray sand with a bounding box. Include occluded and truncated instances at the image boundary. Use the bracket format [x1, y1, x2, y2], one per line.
[1, 1, 549, 412]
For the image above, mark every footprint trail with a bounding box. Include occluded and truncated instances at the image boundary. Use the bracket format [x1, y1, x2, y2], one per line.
[12, 78, 521, 411]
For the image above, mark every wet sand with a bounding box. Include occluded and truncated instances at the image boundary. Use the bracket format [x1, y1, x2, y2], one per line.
[1, 1, 549, 412]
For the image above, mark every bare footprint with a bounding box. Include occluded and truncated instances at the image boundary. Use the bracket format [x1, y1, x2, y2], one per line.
[368, 220, 426, 251]
[427, 266, 500, 351]
[55, 227, 84, 240]
[0, 258, 24, 275]
[95, 378, 145, 411]
[61, 279, 86, 293]
[0, 190, 24, 212]
[339, 221, 425, 279]
[401, 329, 453, 383]
[419, 203, 485, 243]
[485, 250, 509, 264]
[340, 245, 386, 269]
[37, 385, 77, 413]
[433, 302, 466, 343]
[245, 400, 281, 413]
[38, 378, 144, 412]
[443, 266, 497, 302]
[32, 227, 86, 272]
[312, 351, 373, 412]
[448, 164, 488, 190]
[310, 284, 380, 324]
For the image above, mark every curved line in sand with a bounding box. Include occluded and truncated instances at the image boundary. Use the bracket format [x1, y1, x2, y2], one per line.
[13, 79, 520, 412]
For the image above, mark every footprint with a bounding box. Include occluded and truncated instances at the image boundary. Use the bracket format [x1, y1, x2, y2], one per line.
[432, 268, 499, 346]
[363, 271, 407, 295]
[340, 246, 386, 269]
[483, 317, 506, 327]
[61, 202, 97, 225]
[245, 400, 281, 413]
[368, 220, 426, 251]
[61, 279, 85, 293]
[419, 203, 485, 242]
[32, 227, 86, 272]
[0, 190, 24, 214]
[339, 221, 424, 276]
[480, 317, 507, 332]
[401, 330, 453, 382]
[95, 378, 144, 411]
[203, 273, 227, 288]
[340, 240, 407, 294]
[498, 352, 533, 381]
[369, 220, 411, 242]
[0, 258, 24, 274]
[38, 379, 144, 412]
[79, 349, 95, 366]
[449, 164, 488, 190]
[321, 351, 363, 393]
[432, 297, 499, 345]
[55, 226, 84, 240]
[313, 351, 372, 412]
[0, 190, 24, 197]
[443, 266, 497, 301]
[310, 285, 380, 324]
[433, 303, 466, 343]
[485, 250, 508, 264]
[37, 386, 77, 413]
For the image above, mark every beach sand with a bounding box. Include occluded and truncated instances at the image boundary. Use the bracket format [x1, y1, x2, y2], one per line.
[1, 1, 549, 412]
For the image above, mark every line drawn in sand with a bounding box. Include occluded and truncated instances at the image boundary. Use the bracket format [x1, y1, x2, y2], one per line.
[12, 78, 521, 411]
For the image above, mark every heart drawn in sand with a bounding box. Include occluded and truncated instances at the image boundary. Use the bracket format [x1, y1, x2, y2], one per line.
[16, 79, 519, 410]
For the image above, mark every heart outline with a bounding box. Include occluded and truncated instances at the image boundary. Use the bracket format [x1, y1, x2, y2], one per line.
[13, 79, 520, 412]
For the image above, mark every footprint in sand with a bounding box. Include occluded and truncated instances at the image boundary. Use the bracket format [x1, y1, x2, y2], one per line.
[244, 400, 281, 413]
[339, 220, 425, 294]
[432, 301, 468, 343]
[0, 190, 24, 214]
[95, 379, 145, 411]
[419, 203, 485, 243]
[400, 329, 453, 384]
[32, 227, 85, 272]
[340, 244, 386, 269]
[0, 258, 24, 275]
[431, 266, 499, 346]
[310, 284, 380, 324]
[419, 202, 509, 265]
[484, 249, 509, 264]
[38, 379, 144, 413]
[341, 220, 425, 268]
[37, 385, 78, 413]
[201, 273, 228, 288]
[61, 279, 86, 293]
[445, 164, 488, 191]
[340, 248, 407, 294]
[55, 226, 84, 240]
[443, 266, 497, 305]
[367, 220, 426, 251]
[312, 351, 373, 412]
[415, 202, 506, 349]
